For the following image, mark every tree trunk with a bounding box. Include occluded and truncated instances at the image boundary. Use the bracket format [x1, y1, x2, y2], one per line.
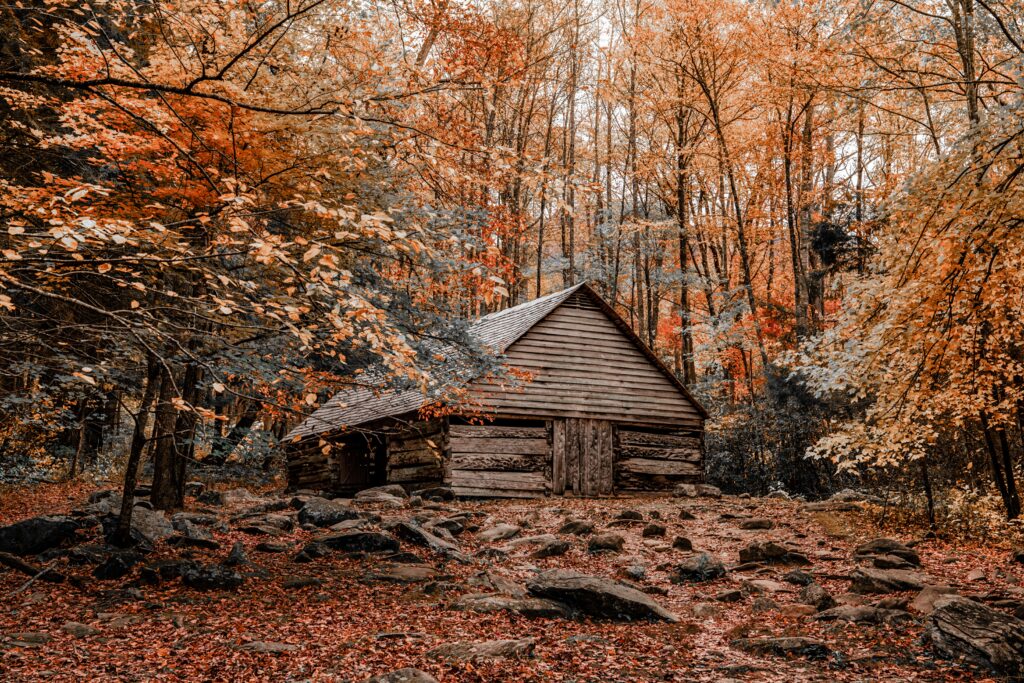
[113, 353, 160, 547]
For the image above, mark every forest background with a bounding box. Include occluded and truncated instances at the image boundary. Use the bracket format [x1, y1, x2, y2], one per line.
[2, 0, 1023, 536]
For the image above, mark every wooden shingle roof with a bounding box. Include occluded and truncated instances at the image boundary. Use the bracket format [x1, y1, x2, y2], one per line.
[286, 284, 587, 441]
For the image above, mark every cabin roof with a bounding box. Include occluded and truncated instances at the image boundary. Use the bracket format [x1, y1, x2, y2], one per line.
[286, 282, 705, 441]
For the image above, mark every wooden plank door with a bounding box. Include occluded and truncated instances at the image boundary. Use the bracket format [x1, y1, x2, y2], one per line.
[553, 418, 613, 497]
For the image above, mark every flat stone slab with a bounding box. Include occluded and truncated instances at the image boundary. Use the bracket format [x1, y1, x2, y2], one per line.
[527, 569, 678, 622]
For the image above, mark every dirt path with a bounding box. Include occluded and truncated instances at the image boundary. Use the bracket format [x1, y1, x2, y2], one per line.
[0, 488, 1011, 681]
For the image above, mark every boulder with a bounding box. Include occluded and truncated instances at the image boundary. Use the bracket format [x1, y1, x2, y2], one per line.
[452, 593, 576, 619]
[783, 569, 815, 586]
[854, 538, 920, 567]
[731, 637, 833, 660]
[670, 552, 726, 583]
[850, 567, 926, 594]
[910, 585, 958, 615]
[815, 605, 913, 624]
[830, 489, 884, 505]
[139, 559, 193, 585]
[414, 486, 454, 502]
[428, 638, 537, 662]
[558, 519, 595, 536]
[364, 564, 436, 584]
[799, 583, 837, 612]
[673, 483, 721, 498]
[477, 523, 521, 542]
[355, 485, 408, 500]
[297, 497, 359, 527]
[616, 510, 644, 521]
[362, 669, 439, 683]
[180, 563, 245, 590]
[642, 523, 667, 538]
[0, 516, 80, 556]
[738, 518, 774, 530]
[313, 531, 400, 554]
[392, 521, 469, 562]
[224, 541, 248, 567]
[672, 536, 693, 551]
[739, 541, 810, 566]
[532, 539, 570, 559]
[588, 533, 625, 553]
[927, 596, 1024, 674]
[93, 551, 143, 580]
[678, 508, 696, 520]
[527, 569, 678, 622]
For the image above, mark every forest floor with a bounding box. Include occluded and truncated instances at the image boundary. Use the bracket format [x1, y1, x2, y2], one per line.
[0, 481, 1016, 682]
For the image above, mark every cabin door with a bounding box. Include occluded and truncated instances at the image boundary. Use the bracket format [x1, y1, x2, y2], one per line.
[552, 418, 613, 496]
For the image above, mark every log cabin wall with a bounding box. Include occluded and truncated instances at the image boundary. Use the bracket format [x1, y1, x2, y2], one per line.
[469, 290, 704, 429]
[614, 427, 703, 491]
[448, 421, 551, 498]
[385, 419, 445, 489]
[286, 431, 384, 494]
[552, 418, 613, 496]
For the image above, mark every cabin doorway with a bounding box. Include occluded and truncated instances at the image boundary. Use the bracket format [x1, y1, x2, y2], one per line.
[552, 418, 613, 496]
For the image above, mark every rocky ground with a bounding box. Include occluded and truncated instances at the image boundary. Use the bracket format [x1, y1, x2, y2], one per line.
[1, 482, 1022, 682]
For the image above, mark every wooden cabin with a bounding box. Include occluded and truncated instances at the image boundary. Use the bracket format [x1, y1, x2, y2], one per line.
[284, 282, 707, 498]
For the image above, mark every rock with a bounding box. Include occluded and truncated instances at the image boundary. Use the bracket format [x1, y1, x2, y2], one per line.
[139, 559, 193, 585]
[799, 584, 838, 611]
[910, 585, 958, 614]
[532, 539, 570, 559]
[870, 554, 916, 570]
[477, 523, 521, 542]
[927, 596, 1024, 674]
[282, 575, 323, 590]
[0, 516, 80, 556]
[751, 596, 779, 613]
[622, 565, 646, 581]
[392, 521, 468, 562]
[364, 564, 436, 584]
[452, 594, 576, 619]
[255, 542, 290, 553]
[240, 641, 299, 654]
[830, 489, 884, 505]
[221, 488, 264, 506]
[678, 508, 696, 520]
[93, 551, 143, 580]
[355, 485, 408, 500]
[738, 518, 774, 530]
[672, 536, 693, 551]
[428, 518, 464, 536]
[62, 622, 99, 638]
[558, 519, 594, 536]
[642, 523, 667, 538]
[527, 569, 677, 622]
[297, 497, 359, 527]
[180, 563, 244, 590]
[673, 483, 720, 498]
[197, 490, 225, 506]
[783, 569, 815, 586]
[224, 541, 248, 567]
[815, 605, 913, 624]
[781, 604, 819, 618]
[464, 570, 526, 598]
[616, 510, 644, 521]
[716, 589, 744, 603]
[166, 534, 221, 551]
[414, 486, 454, 502]
[172, 517, 214, 540]
[967, 567, 987, 582]
[739, 541, 810, 566]
[745, 579, 791, 594]
[850, 567, 926, 594]
[587, 533, 625, 553]
[428, 638, 537, 662]
[8, 632, 52, 646]
[362, 668, 439, 683]
[854, 538, 920, 567]
[184, 481, 205, 498]
[670, 552, 726, 583]
[731, 637, 832, 660]
[313, 531, 400, 554]
[697, 484, 722, 498]
[382, 551, 425, 564]
[766, 490, 791, 500]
